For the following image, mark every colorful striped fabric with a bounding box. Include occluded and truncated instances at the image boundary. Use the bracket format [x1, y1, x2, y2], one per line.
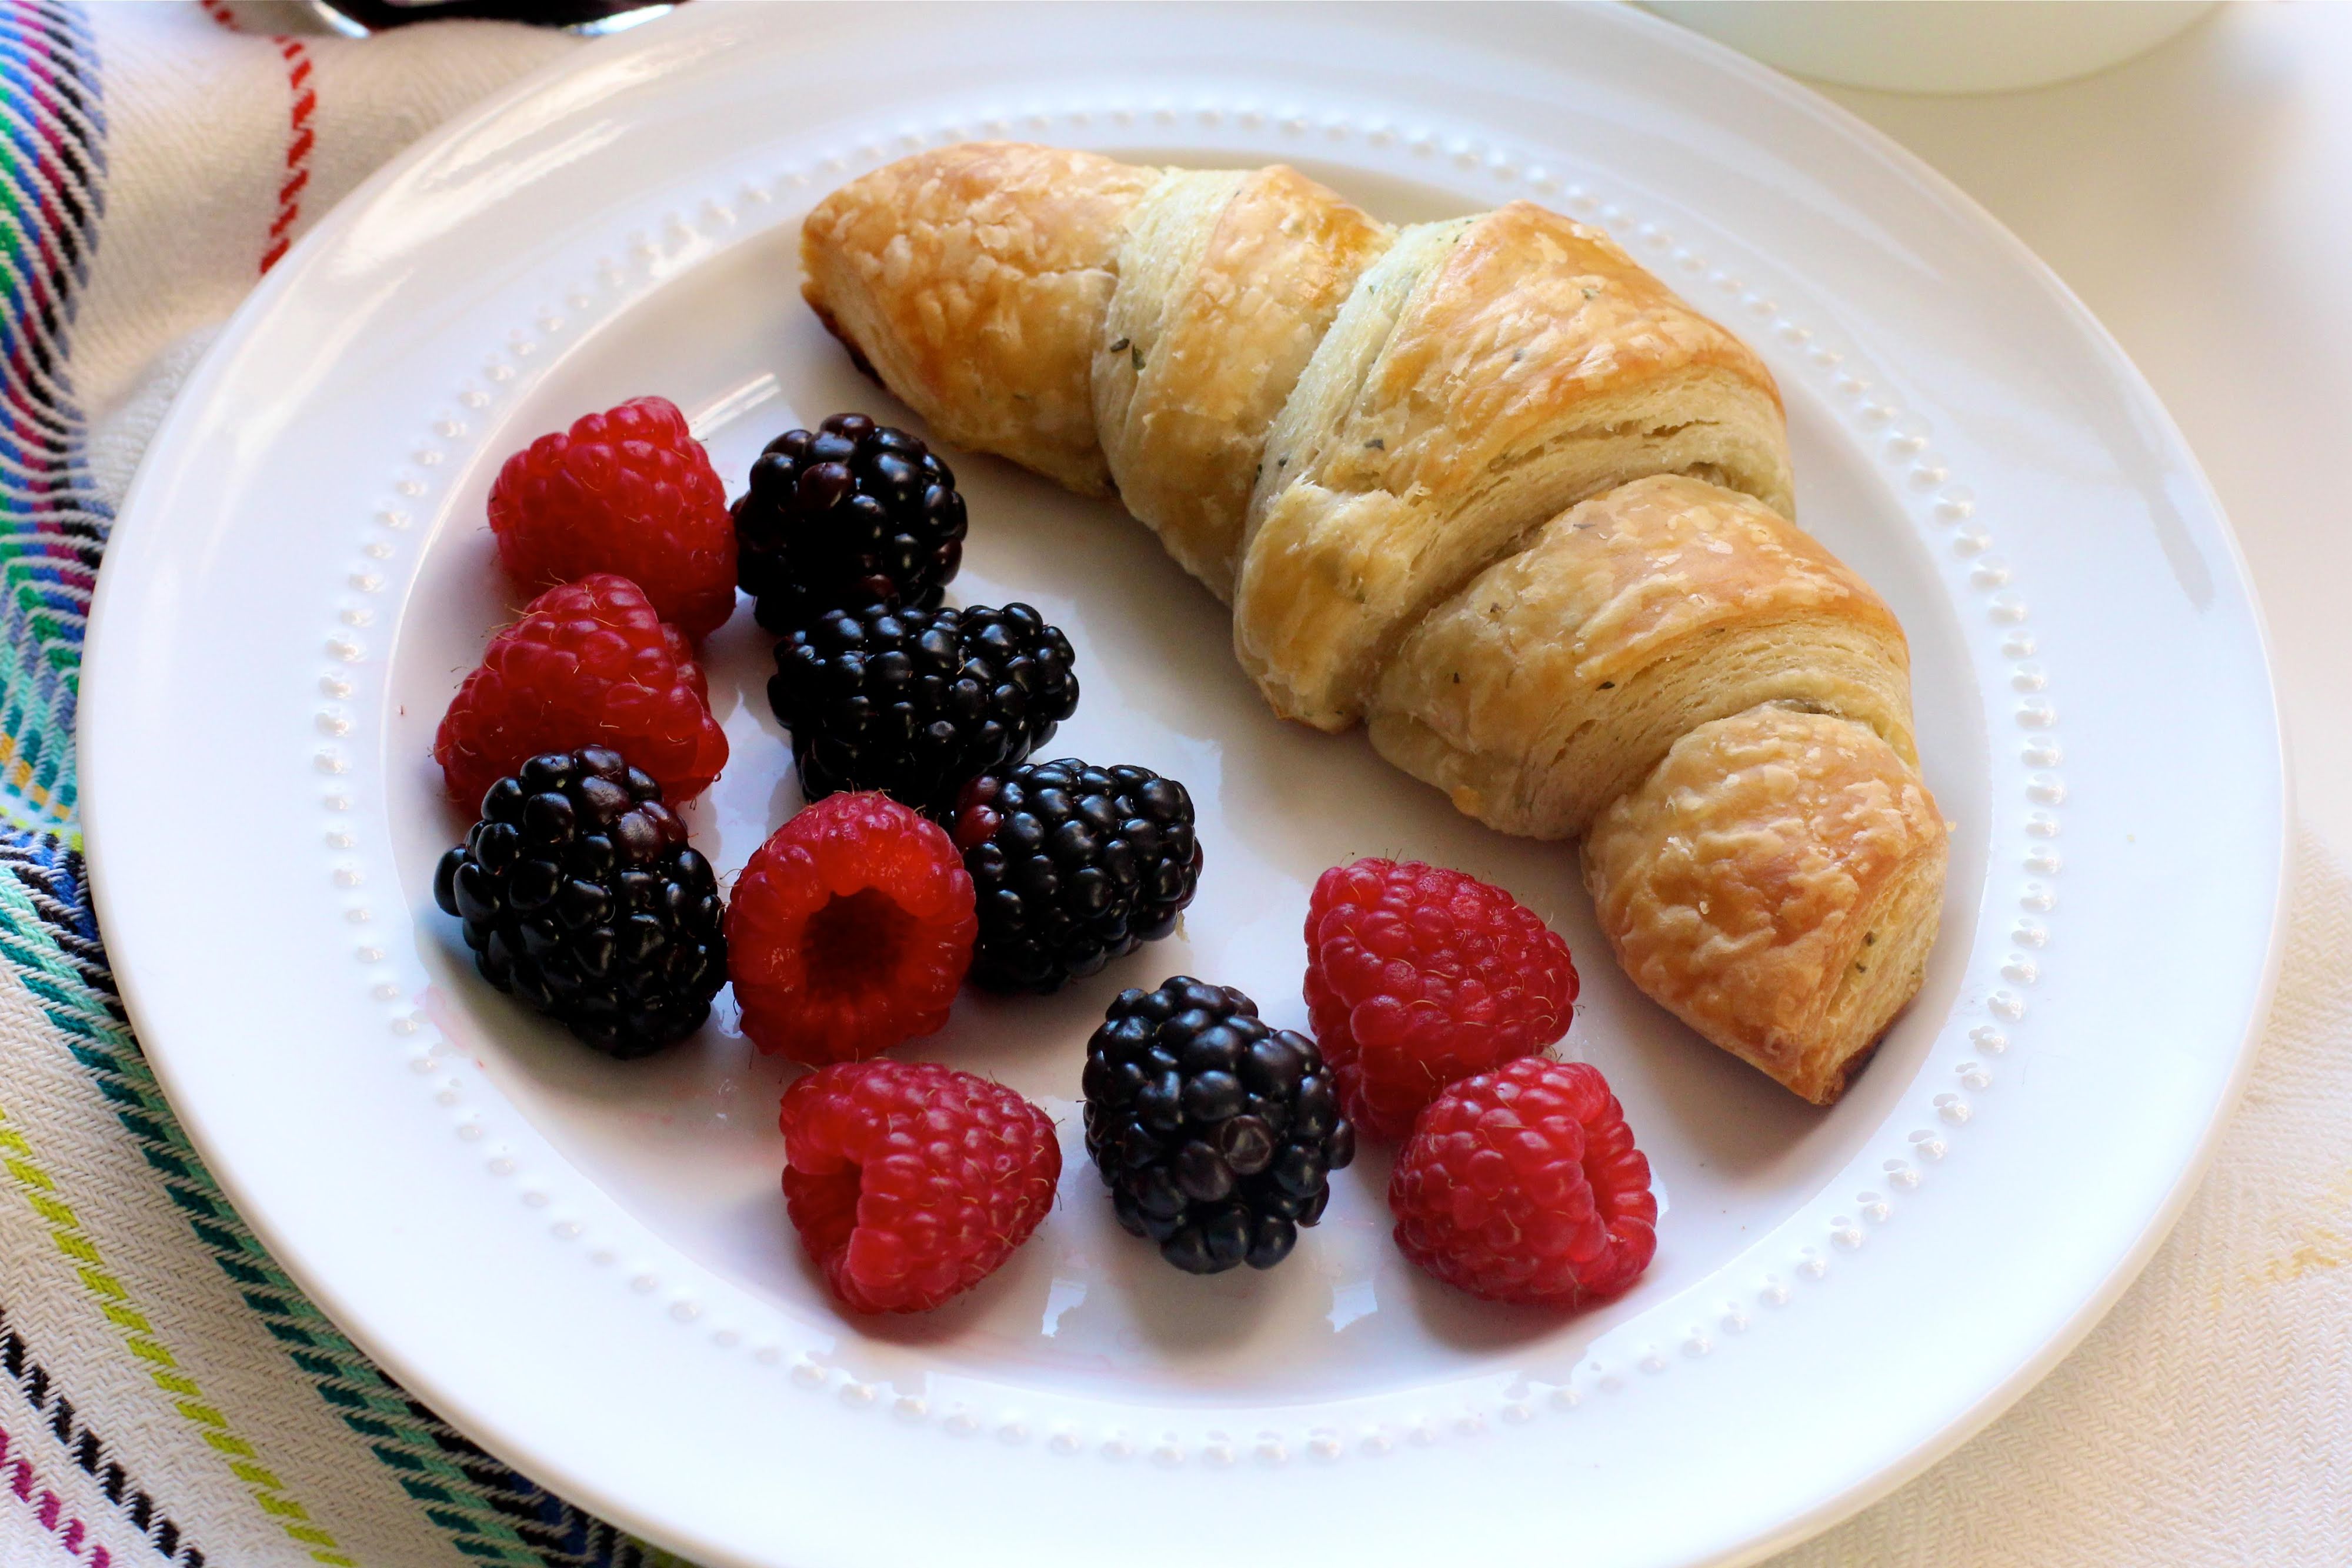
[0, 4, 688, 1562]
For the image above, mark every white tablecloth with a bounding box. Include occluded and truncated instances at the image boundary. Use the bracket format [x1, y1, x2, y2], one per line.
[1769, 6, 2352, 1561]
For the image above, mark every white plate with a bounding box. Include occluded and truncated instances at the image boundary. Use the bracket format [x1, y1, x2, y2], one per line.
[81, 6, 2287, 1566]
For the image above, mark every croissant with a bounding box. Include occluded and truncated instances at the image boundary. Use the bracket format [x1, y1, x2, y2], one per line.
[799, 143, 1946, 1106]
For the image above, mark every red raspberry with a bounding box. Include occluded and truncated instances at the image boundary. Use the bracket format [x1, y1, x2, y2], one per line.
[1388, 1058, 1657, 1307]
[434, 573, 728, 808]
[489, 395, 738, 641]
[727, 792, 977, 1064]
[1303, 858, 1579, 1140]
[780, 1059, 1061, 1313]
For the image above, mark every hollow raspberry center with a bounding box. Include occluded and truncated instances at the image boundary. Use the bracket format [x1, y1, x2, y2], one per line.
[788, 1165, 862, 1264]
[805, 888, 913, 994]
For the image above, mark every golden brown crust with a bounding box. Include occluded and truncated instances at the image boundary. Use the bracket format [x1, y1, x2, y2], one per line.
[798, 147, 1942, 1109]
[1581, 705, 1948, 1104]
[798, 142, 1163, 496]
[1370, 475, 1916, 839]
[1095, 166, 1393, 598]
[1232, 201, 1793, 729]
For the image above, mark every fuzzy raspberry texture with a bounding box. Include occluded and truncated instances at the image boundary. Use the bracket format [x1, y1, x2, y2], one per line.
[1303, 858, 1579, 1140]
[1388, 1058, 1656, 1307]
[489, 395, 738, 641]
[727, 792, 977, 1064]
[435, 574, 728, 809]
[780, 1059, 1061, 1313]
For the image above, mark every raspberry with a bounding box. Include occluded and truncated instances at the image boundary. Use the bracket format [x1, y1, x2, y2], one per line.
[1304, 858, 1578, 1141]
[726, 792, 976, 1065]
[780, 1059, 1061, 1313]
[434, 574, 728, 808]
[489, 395, 738, 641]
[1387, 1058, 1656, 1307]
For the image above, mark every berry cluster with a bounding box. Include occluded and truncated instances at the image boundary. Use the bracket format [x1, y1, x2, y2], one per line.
[726, 791, 976, 1066]
[1083, 978, 1355, 1274]
[1389, 1057, 1657, 1306]
[955, 759, 1202, 993]
[489, 395, 738, 640]
[768, 602, 1079, 819]
[780, 1059, 1059, 1313]
[431, 397, 1659, 1322]
[1305, 858, 1579, 1140]
[433, 573, 729, 809]
[434, 746, 725, 1058]
[733, 413, 966, 633]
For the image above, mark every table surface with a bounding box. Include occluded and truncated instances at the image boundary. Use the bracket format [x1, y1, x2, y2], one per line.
[1814, 1, 2351, 869]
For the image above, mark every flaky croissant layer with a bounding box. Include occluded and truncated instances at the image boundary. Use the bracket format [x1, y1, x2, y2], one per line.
[798, 142, 1945, 1105]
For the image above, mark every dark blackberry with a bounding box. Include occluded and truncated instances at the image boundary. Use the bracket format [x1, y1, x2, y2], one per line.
[433, 746, 725, 1059]
[1082, 978, 1356, 1275]
[768, 602, 1079, 819]
[952, 759, 1202, 992]
[732, 412, 966, 634]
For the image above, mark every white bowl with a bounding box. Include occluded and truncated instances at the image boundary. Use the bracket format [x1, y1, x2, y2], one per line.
[1644, 0, 2219, 94]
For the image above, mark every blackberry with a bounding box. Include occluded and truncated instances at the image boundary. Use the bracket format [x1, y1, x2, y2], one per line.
[1082, 978, 1356, 1275]
[953, 759, 1202, 992]
[732, 412, 966, 634]
[433, 746, 726, 1059]
[768, 602, 1079, 819]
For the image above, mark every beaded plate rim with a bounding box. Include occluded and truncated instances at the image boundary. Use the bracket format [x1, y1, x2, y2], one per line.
[306, 90, 2054, 1460]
